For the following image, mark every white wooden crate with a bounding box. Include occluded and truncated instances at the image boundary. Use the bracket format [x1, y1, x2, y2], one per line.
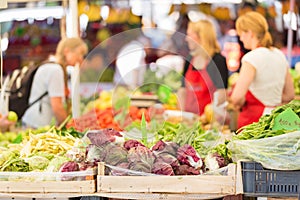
[0, 180, 96, 193]
[0, 169, 96, 193]
[97, 162, 243, 198]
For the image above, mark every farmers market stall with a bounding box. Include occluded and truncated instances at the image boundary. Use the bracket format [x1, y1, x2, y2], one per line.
[1, 52, 300, 198]
[0, 98, 299, 199]
[1, 0, 300, 199]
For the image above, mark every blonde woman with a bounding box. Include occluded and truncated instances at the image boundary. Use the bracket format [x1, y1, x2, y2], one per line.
[230, 11, 294, 129]
[22, 37, 88, 128]
[178, 19, 228, 115]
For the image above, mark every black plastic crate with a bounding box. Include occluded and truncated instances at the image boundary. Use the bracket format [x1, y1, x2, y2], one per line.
[241, 161, 300, 198]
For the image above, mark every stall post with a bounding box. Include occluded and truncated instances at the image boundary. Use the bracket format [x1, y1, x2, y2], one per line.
[287, 0, 295, 67]
[67, 0, 81, 118]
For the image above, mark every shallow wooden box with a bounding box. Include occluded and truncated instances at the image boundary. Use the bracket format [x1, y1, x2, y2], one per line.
[96, 162, 242, 199]
[0, 169, 96, 193]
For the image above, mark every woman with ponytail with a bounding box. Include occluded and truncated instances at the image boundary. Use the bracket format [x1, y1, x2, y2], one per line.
[230, 11, 294, 129]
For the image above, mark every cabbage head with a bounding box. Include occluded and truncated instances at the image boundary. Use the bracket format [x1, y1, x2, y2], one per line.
[46, 156, 70, 172]
[25, 156, 50, 171]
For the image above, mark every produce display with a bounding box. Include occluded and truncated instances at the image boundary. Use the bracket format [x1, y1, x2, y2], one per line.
[85, 128, 228, 175]
[0, 84, 299, 197]
[66, 108, 122, 132]
[228, 100, 300, 170]
[68, 87, 180, 132]
[2, 1, 300, 197]
[234, 100, 300, 139]
[0, 130, 71, 171]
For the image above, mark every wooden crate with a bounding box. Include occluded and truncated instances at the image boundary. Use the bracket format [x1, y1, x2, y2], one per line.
[0, 169, 96, 193]
[97, 162, 242, 198]
[0, 180, 96, 193]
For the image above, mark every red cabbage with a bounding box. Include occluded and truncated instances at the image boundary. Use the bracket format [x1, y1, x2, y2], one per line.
[177, 144, 204, 170]
[155, 152, 179, 168]
[104, 145, 128, 166]
[174, 164, 201, 175]
[123, 139, 145, 150]
[127, 146, 156, 173]
[205, 152, 227, 171]
[59, 161, 80, 172]
[59, 161, 80, 181]
[152, 140, 179, 157]
[152, 161, 174, 175]
[86, 128, 122, 146]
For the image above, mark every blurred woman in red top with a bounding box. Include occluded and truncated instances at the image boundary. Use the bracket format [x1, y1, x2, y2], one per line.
[177, 19, 228, 115]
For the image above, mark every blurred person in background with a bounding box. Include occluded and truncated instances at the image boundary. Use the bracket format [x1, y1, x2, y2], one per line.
[113, 35, 151, 88]
[80, 47, 113, 82]
[22, 37, 88, 128]
[158, 14, 190, 59]
[177, 19, 228, 115]
[230, 11, 295, 129]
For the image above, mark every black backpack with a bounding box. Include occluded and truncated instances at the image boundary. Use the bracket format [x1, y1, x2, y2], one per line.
[4, 63, 49, 119]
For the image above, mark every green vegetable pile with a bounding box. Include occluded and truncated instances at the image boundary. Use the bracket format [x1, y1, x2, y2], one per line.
[234, 100, 300, 140]
[125, 119, 226, 158]
[290, 69, 300, 95]
[228, 100, 300, 170]
[139, 68, 182, 104]
[227, 131, 300, 170]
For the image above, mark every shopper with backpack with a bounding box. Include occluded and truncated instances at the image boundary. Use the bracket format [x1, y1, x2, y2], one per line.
[22, 37, 88, 128]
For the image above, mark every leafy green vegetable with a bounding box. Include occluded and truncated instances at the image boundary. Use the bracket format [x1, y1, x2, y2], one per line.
[113, 96, 131, 127]
[0, 150, 17, 166]
[12, 133, 23, 144]
[58, 126, 84, 138]
[235, 100, 300, 140]
[31, 151, 55, 160]
[0, 157, 29, 172]
[141, 112, 147, 145]
[290, 69, 300, 95]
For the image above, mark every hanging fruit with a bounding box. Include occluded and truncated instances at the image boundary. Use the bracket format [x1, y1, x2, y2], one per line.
[256, 5, 266, 17]
[128, 10, 141, 25]
[106, 8, 119, 24]
[282, 0, 299, 14]
[78, 0, 88, 15]
[267, 5, 277, 18]
[238, 6, 253, 17]
[213, 7, 231, 20]
[87, 4, 101, 22]
[198, 3, 212, 16]
[282, 0, 290, 14]
[78, 1, 101, 22]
